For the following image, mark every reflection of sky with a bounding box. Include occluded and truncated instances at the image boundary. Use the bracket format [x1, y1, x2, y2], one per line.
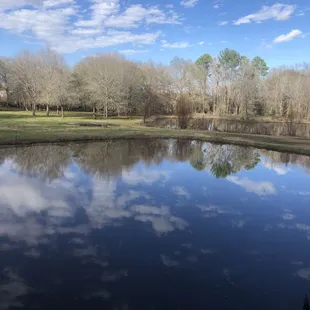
[1, 145, 310, 309]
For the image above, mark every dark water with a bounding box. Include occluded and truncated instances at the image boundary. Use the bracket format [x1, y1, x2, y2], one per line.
[150, 118, 310, 138]
[1, 139, 310, 310]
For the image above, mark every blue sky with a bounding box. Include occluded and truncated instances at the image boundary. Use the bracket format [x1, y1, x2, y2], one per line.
[0, 0, 309, 67]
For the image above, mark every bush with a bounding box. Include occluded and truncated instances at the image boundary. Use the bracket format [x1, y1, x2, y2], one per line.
[176, 95, 193, 129]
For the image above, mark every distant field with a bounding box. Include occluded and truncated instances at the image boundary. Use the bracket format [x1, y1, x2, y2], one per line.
[1, 110, 310, 156]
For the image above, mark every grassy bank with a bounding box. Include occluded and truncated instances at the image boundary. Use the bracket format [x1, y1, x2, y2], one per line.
[1, 111, 310, 156]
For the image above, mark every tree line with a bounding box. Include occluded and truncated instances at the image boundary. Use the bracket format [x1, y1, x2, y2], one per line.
[0, 48, 310, 121]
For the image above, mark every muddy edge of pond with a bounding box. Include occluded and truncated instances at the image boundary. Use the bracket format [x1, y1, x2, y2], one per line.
[1, 128, 310, 156]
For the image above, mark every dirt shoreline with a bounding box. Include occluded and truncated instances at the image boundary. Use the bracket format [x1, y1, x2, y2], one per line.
[1, 128, 310, 156]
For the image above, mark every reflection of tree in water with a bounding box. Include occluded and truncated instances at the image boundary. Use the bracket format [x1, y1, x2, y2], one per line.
[204, 144, 260, 178]
[189, 142, 207, 171]
[171, 140, 192, 162]
[72, 141, 135, 179]
[0, 148, 15, 165]
[1, 139, 310, 179]
[72, 140, 172, 179]
[261, 150, 310, 173]
[10, 144, 71, 181]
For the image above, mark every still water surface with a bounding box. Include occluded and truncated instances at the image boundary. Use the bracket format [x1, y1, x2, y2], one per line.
[151, 118, 310, 137]
[1, 139, 310, 310]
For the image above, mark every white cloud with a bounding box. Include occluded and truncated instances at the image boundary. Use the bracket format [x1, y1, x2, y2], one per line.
[161, 40, 192, 48]
[181, 0, 199, 8]
[218, 20, 228, 26]
[234, 3, 296, 25]
[172, 186, 191, 199]
[43, 0, 75, 8]
[226, 176, 276, 196]
[133, 204, 188, 235]
[213, 0, 223, 9]
[282, 213, 296, 220]
[262, 160, 289, 175]
[122, 169, 170, 185]
[273, 29, 302, 43]
[119, 49, 150, 55]
[0, 0, 41, 11]
[297, 268, 310, 281]
[0, 0, 180, 53]
[160, 254, 179, 267]
[0, 270, 29, 310]
[198, 41, 204, 45]
[103, 4, 180, 29]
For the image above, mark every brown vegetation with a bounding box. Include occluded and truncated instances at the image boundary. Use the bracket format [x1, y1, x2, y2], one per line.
[176, 95, 193, 129]
[0, 48, 310, 123]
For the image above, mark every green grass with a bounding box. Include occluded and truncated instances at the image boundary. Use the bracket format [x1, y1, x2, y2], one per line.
[1, 110, 310, 156]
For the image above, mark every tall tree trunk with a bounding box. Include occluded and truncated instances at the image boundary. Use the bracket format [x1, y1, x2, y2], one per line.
[32, 103, 36, 117]
[57, 106, 59, 115]
[105, 102, 108, 118]
[46, 105, 50, 117]
[61, 106, 64, 118]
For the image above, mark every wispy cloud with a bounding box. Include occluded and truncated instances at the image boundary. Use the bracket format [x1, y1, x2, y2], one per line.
[43, 0, 75, 8]
[0, 0, 181, 53]
[161, 40, 192, 48]
[273, 29, 302, 43]
[119, 49, 150, 55]
[213, 0, 223, 9]
[234, 3, 296, 25]
[181, 0, 199, 8]
[198, 41, 204, 45]
[226, 176, 276, 196]
[218, 20, 228, 26]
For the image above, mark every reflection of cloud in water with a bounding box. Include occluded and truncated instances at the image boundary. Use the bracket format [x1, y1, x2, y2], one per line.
[282, 213, 296, 220]
[133, 205, 188, 235]
[232, 219, 246, 228]
[135, 215, 186, 235]
[86, 178, 149, 228]
[268, 222, 310, 240]
[297, 268, 310, 281]
[122, 169, 170, 185]
[0, 270, 29, 310]
[131, 205, 170, 216]
[160, 255, 179, 267]
[83, 290, 111, 300]
[0, 162, 75, 217]
[201, 249, 215, 255]
[172, 186, 191, 199]
[226, 176, 276, 196]
[24, 248, 40, 258]
[222, 268, 235, 286]
[187, 255, 198, 263]
[298, 191, 310, 196]
[101, 270, 128, 282]
[292, 261, 303, 266]
[197, 205, 240, 218]
[262, 160, 289, 175]
[73, 246, 97, 257]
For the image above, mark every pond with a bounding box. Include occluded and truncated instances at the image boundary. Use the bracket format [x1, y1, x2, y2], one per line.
[149, 118, 310, 138]
[0, 139, 310, 310]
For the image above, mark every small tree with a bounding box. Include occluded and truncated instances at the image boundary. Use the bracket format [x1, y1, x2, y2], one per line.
[176, 95, 193, 129]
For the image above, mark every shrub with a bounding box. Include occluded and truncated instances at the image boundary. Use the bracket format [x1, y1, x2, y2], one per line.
[176, 95, 193, 129]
